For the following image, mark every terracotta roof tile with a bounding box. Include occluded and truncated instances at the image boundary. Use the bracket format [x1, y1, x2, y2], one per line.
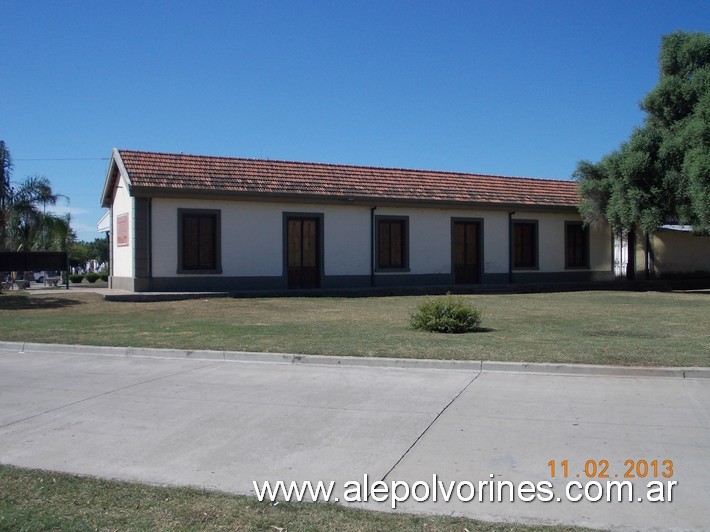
[116, 149, 579, 208]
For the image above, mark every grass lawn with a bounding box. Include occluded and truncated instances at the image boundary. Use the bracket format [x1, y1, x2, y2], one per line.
[0, 465, 587, 531]
[0, 290, 707, 366]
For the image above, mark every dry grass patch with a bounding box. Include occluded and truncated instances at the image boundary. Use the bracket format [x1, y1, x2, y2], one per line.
[0, 290, 707, 366]
[0, 465, 588, 532]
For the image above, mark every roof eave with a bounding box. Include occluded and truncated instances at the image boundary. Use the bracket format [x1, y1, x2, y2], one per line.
[129, 186, 580, 212]
[100, 148, 132, 208]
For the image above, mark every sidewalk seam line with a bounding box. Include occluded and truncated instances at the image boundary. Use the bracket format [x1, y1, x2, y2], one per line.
[380, 362, 483, 482]
[0, 361, 223, 430]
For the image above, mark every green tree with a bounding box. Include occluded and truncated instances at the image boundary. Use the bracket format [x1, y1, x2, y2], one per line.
[42, 212, 75, 252]
[0, 142, 73, 252]
[86, 237, 109, 263]
[575, 31, 710, 234]
[69, 238, 108, 268]
[6, 175, 72, 251]
[69, 240, 90, 268]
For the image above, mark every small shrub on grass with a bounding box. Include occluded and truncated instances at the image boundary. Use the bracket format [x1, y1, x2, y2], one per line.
[411, 293, 482, 333]
[69, 274, 84, 284]
[85, 273, 100, 283]
[99, 274, 108, 282]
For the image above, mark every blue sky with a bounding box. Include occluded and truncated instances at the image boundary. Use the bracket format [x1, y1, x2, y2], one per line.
[2, 0, 709, 241]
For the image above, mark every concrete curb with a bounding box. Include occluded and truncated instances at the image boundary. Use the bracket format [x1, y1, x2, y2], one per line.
[0, 341, 708, 379]
[479, 361, 707, 379]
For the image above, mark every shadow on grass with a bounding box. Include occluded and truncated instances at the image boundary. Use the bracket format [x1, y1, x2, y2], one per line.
[584, 328, 670, 339]
[0, 295, 85, 310]
[422, 327, 497, 334]
[674, 289, 710, 295]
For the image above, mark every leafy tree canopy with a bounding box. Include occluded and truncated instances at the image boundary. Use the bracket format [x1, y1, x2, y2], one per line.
[575, 31, 710, 234]
[70, 237, 109, 267]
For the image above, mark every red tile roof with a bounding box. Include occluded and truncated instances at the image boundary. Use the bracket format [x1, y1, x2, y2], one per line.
[113, 149, 579, 208]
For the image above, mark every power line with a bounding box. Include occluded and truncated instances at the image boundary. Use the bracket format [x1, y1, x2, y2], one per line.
[14, 157, 110, 161]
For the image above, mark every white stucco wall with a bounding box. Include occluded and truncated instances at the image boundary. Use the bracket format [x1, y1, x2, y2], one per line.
[481, 211, 509, 274]
[374, 207, 450, 275]
[111, 172, 133, 278]
[322, 207, 371, 275]
[517, 211, 611, 272]
[590, 223, 612, 271]
[534, 214, 565, 271]
[374, 207, 510, 275]
[147, 199, 612, 279]
[150, 199, 371, 278]
[375, 208, 611, 275]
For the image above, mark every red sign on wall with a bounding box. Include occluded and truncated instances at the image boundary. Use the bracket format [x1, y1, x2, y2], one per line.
[116, 213, 129, 247]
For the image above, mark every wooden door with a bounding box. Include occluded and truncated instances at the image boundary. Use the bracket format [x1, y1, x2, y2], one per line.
[453, 221, 480, 284]
[287, 218, 320, 289]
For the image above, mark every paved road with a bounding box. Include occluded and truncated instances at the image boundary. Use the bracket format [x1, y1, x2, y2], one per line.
[0, 346, 707, 530]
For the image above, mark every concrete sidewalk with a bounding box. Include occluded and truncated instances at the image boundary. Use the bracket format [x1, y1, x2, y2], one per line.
[4, 340, 709, 378]
[0, 344, 708, 530]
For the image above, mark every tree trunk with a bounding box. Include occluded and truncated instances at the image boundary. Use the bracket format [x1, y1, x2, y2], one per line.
[626, 228, 636, 280]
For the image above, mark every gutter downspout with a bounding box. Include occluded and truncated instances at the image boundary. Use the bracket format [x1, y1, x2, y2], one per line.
[109, 209, 114, 288]
[105, 230, 110, 281]
[370, 206, 376, 287]
[508, 211, 515, 284]
[147, 198, 152, 288]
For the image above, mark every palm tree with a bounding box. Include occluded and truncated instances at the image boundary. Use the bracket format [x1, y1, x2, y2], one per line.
[0, 140, 13, 251]
[43, 213, 75, 252]
[0, 142, 71, 253]
[4, 175, 70, 252]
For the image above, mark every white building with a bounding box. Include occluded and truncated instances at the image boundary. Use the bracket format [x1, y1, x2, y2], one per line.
[100, 149, 615, 292]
